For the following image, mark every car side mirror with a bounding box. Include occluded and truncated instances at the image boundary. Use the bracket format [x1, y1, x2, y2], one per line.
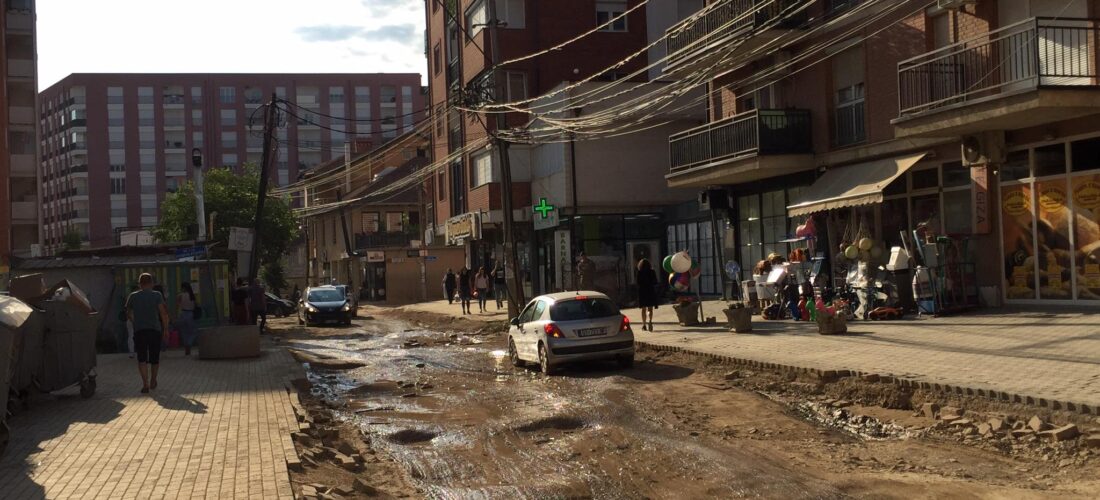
[509, 317, 520, 326]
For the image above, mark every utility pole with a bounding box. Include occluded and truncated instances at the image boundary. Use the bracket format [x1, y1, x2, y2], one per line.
[248, 94, 278, 284]
[487, 0, 525, 317]
[192, 148, 207, 241]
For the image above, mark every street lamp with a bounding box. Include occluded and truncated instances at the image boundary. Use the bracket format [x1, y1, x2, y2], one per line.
[192, 148, 207, 241]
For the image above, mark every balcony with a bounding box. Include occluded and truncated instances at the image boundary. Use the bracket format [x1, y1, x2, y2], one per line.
[8, 105, 34, 125]
[664, 0, 807, 74]
[667, 109, 812, 186]
[10, 153, 36, 177]
[7, 59, 33, 79]
[895, 17, 1100, 138]
[6, 10, 33, 32]
[11, 201, 37, 223]
[355, 232, 416, 249]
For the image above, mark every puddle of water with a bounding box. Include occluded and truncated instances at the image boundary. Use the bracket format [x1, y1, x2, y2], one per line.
[489, 349, 507, 358]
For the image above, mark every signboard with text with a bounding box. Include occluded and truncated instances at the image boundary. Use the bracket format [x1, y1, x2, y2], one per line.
[445, 212, 482, 245]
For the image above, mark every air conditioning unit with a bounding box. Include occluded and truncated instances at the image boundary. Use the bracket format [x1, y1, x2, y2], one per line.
[937, 0, 977, 10]
[961, 131, 1006, 167]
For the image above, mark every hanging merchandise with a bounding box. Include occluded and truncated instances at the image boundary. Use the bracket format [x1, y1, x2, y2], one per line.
[795, 217, 816, 239]
[689, 259, 702, 278]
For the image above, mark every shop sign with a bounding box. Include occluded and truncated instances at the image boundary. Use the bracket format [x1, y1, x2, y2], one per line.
[1074, 180, 1100, 210]
[554, 229, 571, 291]
[445, 212, 482, 245]
[1002, 190, 1031, 217]
[533, 197, 559, 230]
[971, 166, 991, 234]
[1039, 186, 1066, 211]
[366, 251, 385, 263]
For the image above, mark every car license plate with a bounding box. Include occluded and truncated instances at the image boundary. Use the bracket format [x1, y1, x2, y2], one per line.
[577, 327, 606, 337]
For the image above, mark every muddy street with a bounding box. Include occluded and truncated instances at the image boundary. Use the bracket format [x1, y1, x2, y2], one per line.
[273, 312, 1098, 499]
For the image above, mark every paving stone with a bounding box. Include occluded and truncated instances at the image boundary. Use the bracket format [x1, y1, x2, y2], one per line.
[0, 348, 303, 499]
[940, 406, 963, 418]
[353, 478, 379, 495]
[1043, 424, 1080, 442]
[1082, 434, 1100, 448]
[1029, 416, 1051, 433]
[921, 402, 940, 419]
[987, 418, 1008, 432]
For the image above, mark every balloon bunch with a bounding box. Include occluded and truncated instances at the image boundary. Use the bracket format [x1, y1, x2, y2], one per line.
[662, 251, 701, 293]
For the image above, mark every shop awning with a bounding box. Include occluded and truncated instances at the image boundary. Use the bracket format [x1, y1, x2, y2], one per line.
[786, 153, 927, 217]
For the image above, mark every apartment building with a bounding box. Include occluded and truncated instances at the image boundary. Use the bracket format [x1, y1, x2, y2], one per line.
[0, 0, 41, 285]
[665, 0, 1100, 307]
[423, 0, 705, 302]
[38, 73, 425, 254]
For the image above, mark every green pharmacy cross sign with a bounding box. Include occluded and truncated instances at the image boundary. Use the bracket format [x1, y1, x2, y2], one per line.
[534, 198, 556, 219]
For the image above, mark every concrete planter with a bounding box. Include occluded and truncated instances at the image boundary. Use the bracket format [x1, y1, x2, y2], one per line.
[723, 307, 753, 333]
[816, 314, 847, 335]
[673, 302, 701, 326]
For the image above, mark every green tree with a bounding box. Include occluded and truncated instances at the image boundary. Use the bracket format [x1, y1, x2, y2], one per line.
[262, 261, 287, 297]
[62, 228, 82, 251]
[154, 164, 299, 270]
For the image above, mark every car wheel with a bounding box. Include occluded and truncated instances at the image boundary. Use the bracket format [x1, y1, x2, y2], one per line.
[508, 339, 523, 367]
[617, 354, 634, 370]
[538, 343, 556, 375]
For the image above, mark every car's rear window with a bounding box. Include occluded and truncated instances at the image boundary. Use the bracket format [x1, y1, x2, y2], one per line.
[549, 298, 620, 321]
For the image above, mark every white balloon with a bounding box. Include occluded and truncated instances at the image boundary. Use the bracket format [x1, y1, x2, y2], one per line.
[670, 252, 692, 273]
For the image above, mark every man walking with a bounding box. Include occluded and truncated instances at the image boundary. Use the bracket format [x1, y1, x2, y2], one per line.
[249, 279, 268, 334]
[125, 273, 170, 394]
[576, 252, 596, 291]
[443, 268, 456, 304]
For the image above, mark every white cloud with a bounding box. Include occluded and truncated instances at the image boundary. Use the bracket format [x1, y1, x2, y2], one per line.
[37, 0, 428, 90]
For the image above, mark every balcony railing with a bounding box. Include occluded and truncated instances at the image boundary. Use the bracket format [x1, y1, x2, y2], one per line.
[898, 17, 1100, 117]
[669, 109, 811, 173]
[665, 0, 806, 70]
[355, 232, 415, 249]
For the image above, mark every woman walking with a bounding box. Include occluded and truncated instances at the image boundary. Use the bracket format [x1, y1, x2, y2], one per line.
[474, 267, 490, 313]
[457, 267, 472, 315]
[177, 282, 199, 355]
[636, 258, 658, 331]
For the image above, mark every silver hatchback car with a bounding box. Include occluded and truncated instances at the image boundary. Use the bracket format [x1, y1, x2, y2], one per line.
[507, 291, 634, 375]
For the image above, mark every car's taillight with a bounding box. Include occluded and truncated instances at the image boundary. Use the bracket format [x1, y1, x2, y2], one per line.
[620, 315, 631, 332]
[544, 323, 565, 338]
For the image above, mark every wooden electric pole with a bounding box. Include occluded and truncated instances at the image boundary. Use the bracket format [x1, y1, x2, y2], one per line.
[487, 0, 526, 317]
[248, 94, 278, 284]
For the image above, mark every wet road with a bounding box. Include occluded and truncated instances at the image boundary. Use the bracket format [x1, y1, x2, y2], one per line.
[287, 318, 849, 499]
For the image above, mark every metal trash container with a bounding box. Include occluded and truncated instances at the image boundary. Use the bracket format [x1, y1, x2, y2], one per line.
[10, 280, 98, 401]
[37, 300, 98, 397]
[7, 296, 45, 409]
[0, 295, 40, 456]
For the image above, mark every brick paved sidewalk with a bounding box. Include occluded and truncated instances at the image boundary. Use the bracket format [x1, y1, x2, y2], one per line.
[0, 343, 303, 500]
[396, 298, 1100, 413]
[624, 300, 1100, 413]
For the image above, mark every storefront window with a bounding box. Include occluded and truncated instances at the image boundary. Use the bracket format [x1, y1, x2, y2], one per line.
[1002, 183, 1035, 300]
[912, 194, 940, 232]
[1036, 178, 1072, 300]
[942, 161, 969, 188]
[1071, 174, 1100, 300]
[1071, 137, 1100, 172]
[881, 198, 909, 249]
[1000, 150, 1030, 181]
[1034, 144, 1067, 177]
[911, 167, 939, 190]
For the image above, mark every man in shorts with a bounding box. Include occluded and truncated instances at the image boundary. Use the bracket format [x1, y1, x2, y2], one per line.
[125, 273, 170, 393]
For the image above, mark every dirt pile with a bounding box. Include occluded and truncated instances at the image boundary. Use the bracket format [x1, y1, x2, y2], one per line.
[287, 379, 418, 499]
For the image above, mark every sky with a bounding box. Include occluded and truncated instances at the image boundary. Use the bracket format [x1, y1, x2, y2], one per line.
[36, 0, 428, 91]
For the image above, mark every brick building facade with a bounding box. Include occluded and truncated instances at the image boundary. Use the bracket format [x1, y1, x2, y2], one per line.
[38, 73, 424, 253]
